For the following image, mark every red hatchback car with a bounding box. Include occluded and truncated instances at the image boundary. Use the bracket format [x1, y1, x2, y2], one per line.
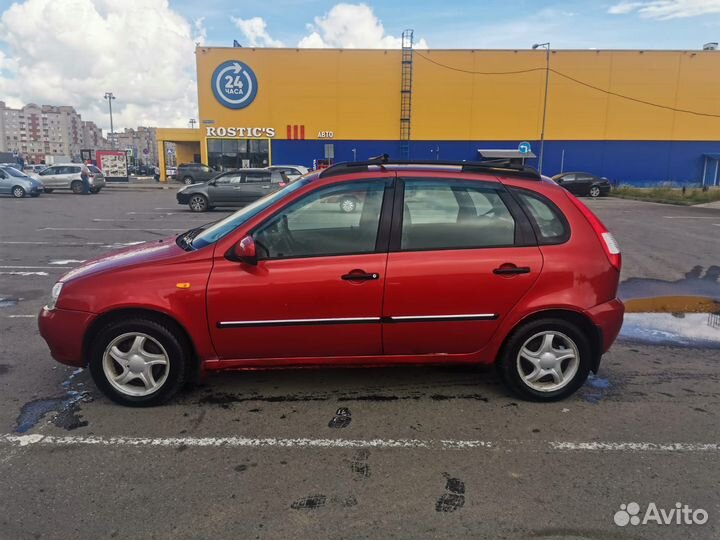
[39, 157, 624, 406]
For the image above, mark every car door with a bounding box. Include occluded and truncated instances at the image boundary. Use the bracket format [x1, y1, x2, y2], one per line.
[0, 169, 10, 195]
[381, 176, 543, 356]
[234, 171, 274, 203]
[206, 177, 393, 360]
[575, 173, 595, 195]
[61, 166, 81, 188]
[38, 166, 59, 188]
[208, 173, 241, 205]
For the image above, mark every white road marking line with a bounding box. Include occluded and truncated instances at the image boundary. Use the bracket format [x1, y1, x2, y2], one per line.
[0, 241, 105, 246]
[6, 315, 35, 318]
[49, 260, 85, 265]
[0, 271, 49, 276]
[38, 227, 181, 232]
[550, 441, 720, 452]
[663, 216, 719, 219]
[0, 266, 70, 269]
[0, 434, 717, 453]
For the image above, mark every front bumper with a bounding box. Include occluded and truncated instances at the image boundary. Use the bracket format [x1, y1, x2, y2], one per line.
[177, 192, 191, 204]
[38, 307, 96, 367]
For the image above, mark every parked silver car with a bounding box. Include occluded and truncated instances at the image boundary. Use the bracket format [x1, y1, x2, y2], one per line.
[35, 163, 106, 194]
[0, 165, 44, 198]
[267, 165, 309, 181]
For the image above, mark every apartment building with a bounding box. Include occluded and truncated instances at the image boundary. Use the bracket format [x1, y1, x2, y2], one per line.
[0, 101, 107, 163]
[110, 126, 157, 165]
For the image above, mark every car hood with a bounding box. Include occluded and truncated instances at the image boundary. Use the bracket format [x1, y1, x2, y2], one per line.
[59, 238, 184, 283]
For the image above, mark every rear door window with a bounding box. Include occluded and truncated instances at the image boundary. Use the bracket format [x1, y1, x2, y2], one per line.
[512, 189, 570, 244]
[400, 179, 516, 251]
[244, 172, 271, 183]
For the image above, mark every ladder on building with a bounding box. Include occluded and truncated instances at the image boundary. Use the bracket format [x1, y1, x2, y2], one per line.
[400, 29, 414, 160]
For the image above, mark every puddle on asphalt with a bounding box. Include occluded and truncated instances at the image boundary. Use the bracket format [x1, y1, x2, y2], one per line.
[14, 368, 93, 433]
[618, 268, 719, 348]
[0, 296, 19, 308]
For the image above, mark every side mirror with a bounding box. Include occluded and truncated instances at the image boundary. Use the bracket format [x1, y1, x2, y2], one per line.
[226, 235, 257, 265]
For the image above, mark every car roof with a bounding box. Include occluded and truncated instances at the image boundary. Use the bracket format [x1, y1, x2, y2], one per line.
[269, 164, 307, 169]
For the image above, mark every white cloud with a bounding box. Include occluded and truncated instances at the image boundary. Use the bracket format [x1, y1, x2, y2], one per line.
[297, 3, 429, 49]
[232, 16, 285, 47]
[607, 0, 720, 18]
[0, 0, 199, 131]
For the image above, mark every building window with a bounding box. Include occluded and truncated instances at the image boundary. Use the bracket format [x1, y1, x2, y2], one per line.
[207, 138, 270, 171]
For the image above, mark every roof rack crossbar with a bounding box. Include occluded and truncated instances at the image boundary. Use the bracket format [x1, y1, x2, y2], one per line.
[318, 157, 540, 180]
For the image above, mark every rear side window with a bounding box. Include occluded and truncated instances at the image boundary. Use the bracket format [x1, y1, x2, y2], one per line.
[244, 172, 271, 183]
[89, 166, 101, 174]
[400, 179, 516, 251]
[512, 189, 569, 244]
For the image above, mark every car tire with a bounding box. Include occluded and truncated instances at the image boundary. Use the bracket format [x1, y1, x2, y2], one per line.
[339, 196, 358, 213]
[88, 318, 189, 407]
[11, 186, 26, 198]
[589, 186, 601, 198]
[497, 318, 591, 402]
[189, 194, 209, 212]
[183, 176, 194, 185]
[90, 187, 100, 194]
[71, 180, 84, 194]
[44, 188, 54, 193]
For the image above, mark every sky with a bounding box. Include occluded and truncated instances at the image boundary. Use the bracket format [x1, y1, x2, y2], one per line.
[0, 0, 718, 132]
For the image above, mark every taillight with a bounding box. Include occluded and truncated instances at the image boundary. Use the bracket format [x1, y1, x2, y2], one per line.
[566, 193, 621, 271]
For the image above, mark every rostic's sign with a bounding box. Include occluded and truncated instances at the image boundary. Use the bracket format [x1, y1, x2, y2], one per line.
[206, 126, 276, 138]
[211, 60, 258, 109]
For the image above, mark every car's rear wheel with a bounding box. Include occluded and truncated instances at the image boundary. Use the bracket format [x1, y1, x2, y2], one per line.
[189, 194, 209, 212]
[497, 318, 591, 402]
[71, 180, 84, 194]
[90, 187, 100, 194]
[339, 196, 357, 213]
[183, 176, 194, 185]
[44, 188, 54, 193]
[88, 318, 188, 407]
[589, 186, 601, 198]
[11, 186, 26, 198]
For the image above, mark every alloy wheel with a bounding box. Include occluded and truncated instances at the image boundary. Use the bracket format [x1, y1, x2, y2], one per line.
[590, 186, 600, 197]
[189, 195, 207, 212]
[516, 331, 580, 392]
[12, 186, 25, 198]
[102, 333, 170, 397]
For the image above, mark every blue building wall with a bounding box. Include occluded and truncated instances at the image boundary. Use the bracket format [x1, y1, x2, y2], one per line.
[271, 140, 720, 186]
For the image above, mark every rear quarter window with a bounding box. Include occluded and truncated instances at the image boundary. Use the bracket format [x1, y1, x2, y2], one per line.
[512, 189, 570, 245]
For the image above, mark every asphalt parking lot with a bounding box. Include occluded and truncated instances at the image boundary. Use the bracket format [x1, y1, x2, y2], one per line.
[0, 188, 719, 539]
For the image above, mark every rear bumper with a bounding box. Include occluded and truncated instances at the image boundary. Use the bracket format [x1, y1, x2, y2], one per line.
[587, 298, 625, 353]
[38, 307, 96, 367]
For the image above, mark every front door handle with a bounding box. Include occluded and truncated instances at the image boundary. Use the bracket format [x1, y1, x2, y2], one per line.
[341, 270, 380, 281]
[493, 265, 531, 275]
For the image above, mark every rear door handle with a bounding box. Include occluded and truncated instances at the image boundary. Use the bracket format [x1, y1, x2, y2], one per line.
[341, 270, 380, 281]
[493, 266, 531, 275]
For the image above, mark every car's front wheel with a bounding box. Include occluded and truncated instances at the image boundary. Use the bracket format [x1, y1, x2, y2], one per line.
[88, 318, 189, 406]
[589, 186, 601, 198]
[188, 194, 209, 212]
[497, 318, 591, 401]
[11, 186, 26, 198]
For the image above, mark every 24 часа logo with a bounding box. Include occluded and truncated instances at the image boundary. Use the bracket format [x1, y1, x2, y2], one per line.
[211, 61, 258, 109]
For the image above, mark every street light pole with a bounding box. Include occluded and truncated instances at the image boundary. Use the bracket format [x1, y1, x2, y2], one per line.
[189, 119, 197, 129]
[104, 92, 116, 148]
[532, 42, 550, 175]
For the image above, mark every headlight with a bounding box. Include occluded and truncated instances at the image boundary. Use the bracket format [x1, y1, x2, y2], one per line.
[46, 282, 63, 311]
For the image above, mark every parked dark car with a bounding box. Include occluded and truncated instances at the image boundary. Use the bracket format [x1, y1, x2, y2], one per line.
[552, 172, 611, 197]
[176, 168, 289, 212]
[176, 163, 217, 185]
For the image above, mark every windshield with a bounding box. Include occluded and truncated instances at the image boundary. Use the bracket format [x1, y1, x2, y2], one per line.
[190, 176, 312, 249]
[3, 167, 28, 178]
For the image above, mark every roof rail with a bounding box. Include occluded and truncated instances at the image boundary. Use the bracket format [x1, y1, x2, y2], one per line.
[318, 155, 541, 180]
